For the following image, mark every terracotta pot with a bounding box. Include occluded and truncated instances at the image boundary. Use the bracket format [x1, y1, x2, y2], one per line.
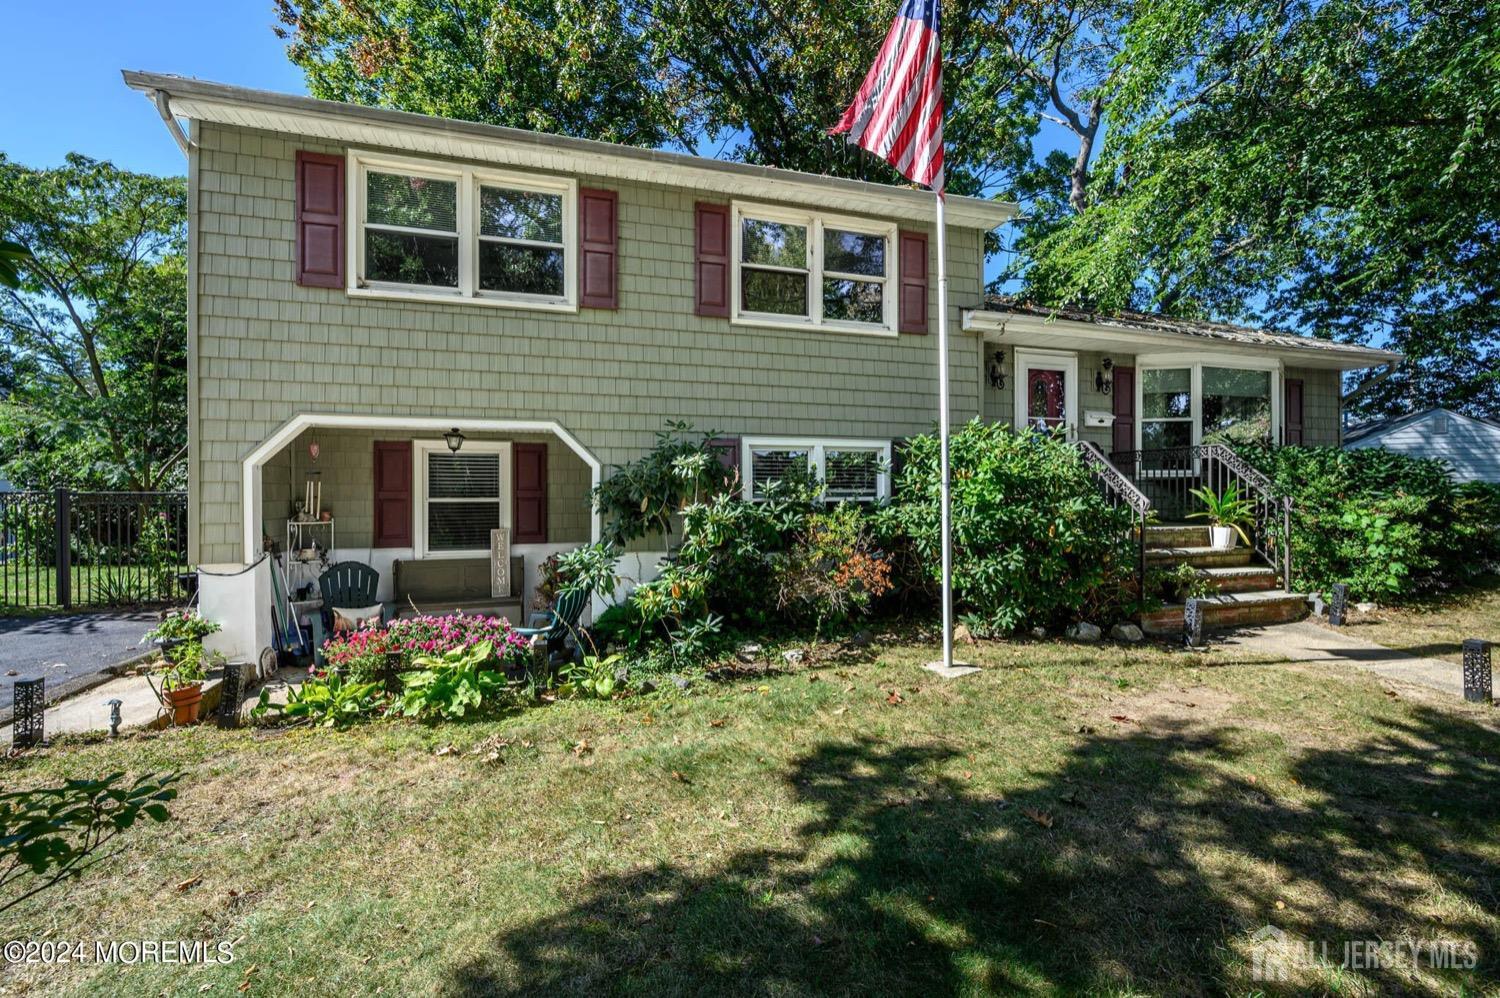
[165, 683, 203, 726]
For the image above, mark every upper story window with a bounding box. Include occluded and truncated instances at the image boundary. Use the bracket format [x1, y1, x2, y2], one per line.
[732, 204, 896, 336]
[350, 152, 577, 311]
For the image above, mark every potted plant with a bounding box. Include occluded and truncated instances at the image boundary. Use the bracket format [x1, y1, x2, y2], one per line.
[1187, 484, 1254, 551]
[143, 611, 223, 725]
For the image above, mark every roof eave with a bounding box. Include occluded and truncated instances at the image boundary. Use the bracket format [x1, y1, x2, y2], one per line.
[963, 308, 1402, 370]
[123, 70, 1017, 231]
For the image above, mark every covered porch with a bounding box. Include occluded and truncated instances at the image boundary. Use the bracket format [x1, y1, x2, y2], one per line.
[242, 414, 602, 618]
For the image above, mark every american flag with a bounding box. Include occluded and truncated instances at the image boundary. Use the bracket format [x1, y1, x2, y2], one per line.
[830, 0, 945, 192]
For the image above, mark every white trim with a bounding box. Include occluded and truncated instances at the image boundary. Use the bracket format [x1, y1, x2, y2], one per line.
[730, 202, 898, 338]
[412, 440, 512, 560]
[239, 414, 601, 564]
[1013, 348, 1080, 435]
[1134, 358, 1283, 451]
[130, 74, 1016, 231]
[962, 309, 1401, 372]
[738, 436, 892, 502]
[347, 150, 579, 312]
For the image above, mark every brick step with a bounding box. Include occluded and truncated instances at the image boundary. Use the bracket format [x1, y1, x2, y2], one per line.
[1145, 524, 1211, 549]
[1141, 590, 1309, 635]
[1198, 565, 1282, 594]
[1146, 545, 1254, 569]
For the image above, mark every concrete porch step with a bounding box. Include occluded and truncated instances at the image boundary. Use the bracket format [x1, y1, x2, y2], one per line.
[1145, 545, 1254, 569]
[1145, 524, 1211, 549]
[1199, 565, 1282, 594]
[1141, 590, 1309, 635]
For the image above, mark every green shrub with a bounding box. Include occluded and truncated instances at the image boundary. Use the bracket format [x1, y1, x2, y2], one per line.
[589, 420, 737, 547]
[875, 420, 1138, 634]
[1242, 445, 1499, 601]
[396, 641, 515, 720]
[773, 502, 892, 633]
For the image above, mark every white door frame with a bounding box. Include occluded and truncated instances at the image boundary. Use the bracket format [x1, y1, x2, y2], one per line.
[1013, 348, 1080, 434]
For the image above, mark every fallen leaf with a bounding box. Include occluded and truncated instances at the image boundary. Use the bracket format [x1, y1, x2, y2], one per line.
[640, 714, 654, 725]
[433, 745, 455, 756]
[831, 707, 848, 716]
[808, 674, 820, 683]
[176, 875, 203, 892]
[1109, 715, 1136, 724]
[962, 771, 973, 780]
[886, 690, 904, 705]
[1077, 725, 1096, 735]
[1022, 807, 1054, 828]
[671, 770, 691, 784]
[573, 739, 591, 757]
[1275, 900, 1286, 910]
[709, 718, 726, 728]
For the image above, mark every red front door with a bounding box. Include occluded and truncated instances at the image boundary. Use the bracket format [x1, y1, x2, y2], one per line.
[1028, 368, 1066, 429]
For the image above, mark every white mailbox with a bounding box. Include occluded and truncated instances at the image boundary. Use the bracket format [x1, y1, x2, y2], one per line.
[1084, 410, 1115, 428]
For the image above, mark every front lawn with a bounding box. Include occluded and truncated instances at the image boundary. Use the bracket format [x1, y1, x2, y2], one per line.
[3, 637, 1497, 995]
[1334, 575, 1500, 664]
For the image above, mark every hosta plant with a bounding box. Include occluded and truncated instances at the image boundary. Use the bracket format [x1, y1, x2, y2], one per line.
[397, 641, 511, 720]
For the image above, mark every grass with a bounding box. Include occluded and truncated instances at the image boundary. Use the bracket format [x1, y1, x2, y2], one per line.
[0, 562, 183, 611]
[3, 633, 1498, 996]
[1333, 575, 1500, 664]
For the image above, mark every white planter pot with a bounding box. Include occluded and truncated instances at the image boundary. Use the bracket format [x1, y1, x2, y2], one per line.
[1209, 525, 1238, 551]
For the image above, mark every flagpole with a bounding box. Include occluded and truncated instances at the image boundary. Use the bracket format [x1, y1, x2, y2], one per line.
[934, 189, 954, 670]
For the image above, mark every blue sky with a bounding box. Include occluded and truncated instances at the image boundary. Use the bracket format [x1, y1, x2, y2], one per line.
[2, 1, 305, 175]
[3, 1, 1028, 287]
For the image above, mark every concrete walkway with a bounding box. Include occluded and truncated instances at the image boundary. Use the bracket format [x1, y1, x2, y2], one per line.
[1221, 619, 1470, 698]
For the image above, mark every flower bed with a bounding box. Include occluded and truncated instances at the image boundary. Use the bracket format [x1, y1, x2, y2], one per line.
[320, 613, 529, 681]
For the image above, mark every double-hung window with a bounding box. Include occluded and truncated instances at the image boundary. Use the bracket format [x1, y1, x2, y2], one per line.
[742, 438, 891, 502]
[732, 204, 896, 335]
[415, 441, 511, 558]
[350, 152, 576, 310]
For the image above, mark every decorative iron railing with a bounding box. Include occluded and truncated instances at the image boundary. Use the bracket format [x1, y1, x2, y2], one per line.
[0, 488, 189, 610]
[1076, 441, 1152, 591]
[1108, 445, 1292, 584]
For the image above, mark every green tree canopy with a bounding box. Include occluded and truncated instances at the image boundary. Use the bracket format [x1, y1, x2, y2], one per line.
[0, 154, 187, 491]
[274, 0, 1498, 418]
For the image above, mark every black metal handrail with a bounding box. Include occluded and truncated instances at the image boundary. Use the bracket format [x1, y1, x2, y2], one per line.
[1108, 444, 1292, 585]
[1076, 441, 1152, 592]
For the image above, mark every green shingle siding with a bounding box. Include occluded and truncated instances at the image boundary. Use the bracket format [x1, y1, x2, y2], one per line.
[190, 122, 986, 564]
[1286, 367, 1342, 445]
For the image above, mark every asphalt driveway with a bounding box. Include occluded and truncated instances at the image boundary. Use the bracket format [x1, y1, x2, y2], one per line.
[0, 611, 158, 715]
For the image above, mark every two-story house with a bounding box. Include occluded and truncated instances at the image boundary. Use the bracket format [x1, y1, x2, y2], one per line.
[125, 72, 1399, 652]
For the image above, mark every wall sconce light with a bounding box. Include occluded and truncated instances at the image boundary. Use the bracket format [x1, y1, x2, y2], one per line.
[443, 428, 466, 453]
[1094, 357, 1114, 395]
[307, 440, 321, 462]
[988, 350, 1006, 390]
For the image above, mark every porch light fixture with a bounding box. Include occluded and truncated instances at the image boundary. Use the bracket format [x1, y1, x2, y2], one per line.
[443, 428, 466, 453]
[988, 350, 1006, 390]
[1094, 357, 1114, 396]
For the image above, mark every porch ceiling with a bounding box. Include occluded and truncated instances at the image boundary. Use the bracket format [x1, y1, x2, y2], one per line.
[962, 309, 1401, 371]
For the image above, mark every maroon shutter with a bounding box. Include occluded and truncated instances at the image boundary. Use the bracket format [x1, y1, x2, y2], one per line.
[898, 230, 928, 334]
[695, 202, 731, 317]
[579, 188, 618, 308]
[1284, 379, 1304, 445]
[513, 443, 548, 543]
[1112, 366, 1135, 457]
[890, 437, 909, 484]
[372, 441, 412, 547]
[295, 151, 344, 289]
[707, 436, 740, 474]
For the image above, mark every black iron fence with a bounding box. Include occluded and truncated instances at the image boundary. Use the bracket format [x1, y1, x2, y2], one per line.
[1109, 444, 1292, 583]
[1076, 441, 1152, 592]
[0, 489, 189, 610]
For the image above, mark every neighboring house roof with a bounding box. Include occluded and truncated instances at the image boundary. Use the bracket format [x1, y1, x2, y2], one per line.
[965, 296, 1402, 371]
[1344, 407, 1500, 482]
[122, 71, 1016, 232]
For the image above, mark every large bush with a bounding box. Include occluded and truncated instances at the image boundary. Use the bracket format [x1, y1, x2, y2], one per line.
[1241, 445, 1500, 601]
[875, 420, 1138, 634]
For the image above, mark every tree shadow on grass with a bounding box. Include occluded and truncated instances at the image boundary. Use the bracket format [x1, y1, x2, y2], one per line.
[449, 706, 1500, 996]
